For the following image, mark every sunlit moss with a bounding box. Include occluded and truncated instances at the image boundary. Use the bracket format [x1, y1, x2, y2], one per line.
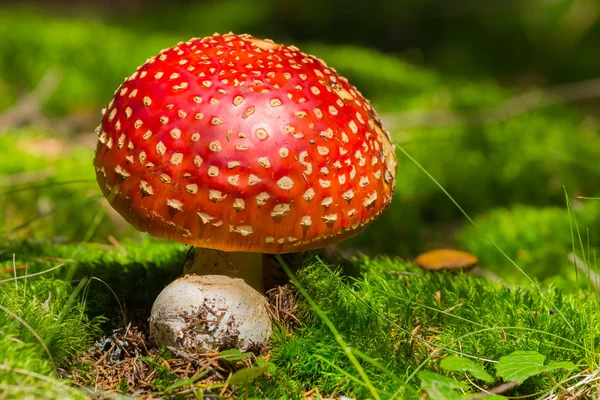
[0, 278, 101, 399]
[253, 256, 599, 398]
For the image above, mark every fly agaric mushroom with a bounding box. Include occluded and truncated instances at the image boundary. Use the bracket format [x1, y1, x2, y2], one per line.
[94, 33, 397, 352]
[415, 249, 478, 271]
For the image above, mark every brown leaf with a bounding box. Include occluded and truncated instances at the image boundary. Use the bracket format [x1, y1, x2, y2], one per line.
[415, 249, 478, 271]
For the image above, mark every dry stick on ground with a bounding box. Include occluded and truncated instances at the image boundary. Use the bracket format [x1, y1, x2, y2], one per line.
[543, 368, 600, 400]
[567, 252, 600, 292]
[0, 69, 62, 133]
[0, 168, 56, 188]
[463, 379, 519, 400]
[381, 77, 600, 130]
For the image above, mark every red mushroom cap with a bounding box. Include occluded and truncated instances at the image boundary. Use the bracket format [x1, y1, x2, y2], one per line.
[94, 33, 397, 253]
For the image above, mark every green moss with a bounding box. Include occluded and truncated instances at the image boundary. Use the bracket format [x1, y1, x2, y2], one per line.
[0, 278, 100, 399]
[256, 256, 598, 398]
[2, 236, 599, 398]
[1, 238, 186, 317]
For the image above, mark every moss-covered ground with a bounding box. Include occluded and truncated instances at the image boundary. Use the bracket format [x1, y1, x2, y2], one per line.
[1, 4, 600, 399]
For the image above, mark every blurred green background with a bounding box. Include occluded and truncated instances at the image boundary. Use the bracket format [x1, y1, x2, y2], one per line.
[1, 0, 600, 288]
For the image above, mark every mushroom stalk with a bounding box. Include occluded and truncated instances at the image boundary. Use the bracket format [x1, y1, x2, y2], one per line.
[183, 248, 264, 293]
[150, 249, 271, 352]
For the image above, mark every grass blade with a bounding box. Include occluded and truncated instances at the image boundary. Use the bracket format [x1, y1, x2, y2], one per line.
[275, 254, 381, 400]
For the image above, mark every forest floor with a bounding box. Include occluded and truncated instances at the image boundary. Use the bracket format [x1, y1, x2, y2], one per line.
[2, 6, 600, 399]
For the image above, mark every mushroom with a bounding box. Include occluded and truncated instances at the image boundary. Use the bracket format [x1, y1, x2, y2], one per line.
[415, 249, 478, 271]
[93, 33, 398, 352]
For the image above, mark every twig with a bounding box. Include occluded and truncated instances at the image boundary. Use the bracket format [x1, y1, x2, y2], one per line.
[0, 168, 55, 188]
[12, 254, 17, 290]
[0, 263, 65, 284]
[93, 342, 117, 367]
[107, 235, 126, 254]
[382, 77, 600, 130]
[567, 252, 600, 292]
[0, 68, 62, 133]
[469, 266, 504, 283]
[464, 380, 519, 400]
[0, 264, 27, 275]
[542, 368, 600, 399]
[386, 270, 422, 277]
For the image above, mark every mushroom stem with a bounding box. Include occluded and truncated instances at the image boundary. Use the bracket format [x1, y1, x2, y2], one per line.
[149, 248, 271, 352]
[183, 248, 264, 292]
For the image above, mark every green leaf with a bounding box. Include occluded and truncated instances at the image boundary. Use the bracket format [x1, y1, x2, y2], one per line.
[496, 351, 576, 384]
[255, 357, 277, 374]
[219, 349, 253, 361]
[255, 357, 267, 366]
[162, 370, 209, 393]
[418, 371, 469, 400]
[229, 365, 270, 386]
[440, 356, 494, 383]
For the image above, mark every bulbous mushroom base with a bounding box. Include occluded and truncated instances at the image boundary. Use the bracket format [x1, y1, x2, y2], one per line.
[149, 274, 272, 352]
